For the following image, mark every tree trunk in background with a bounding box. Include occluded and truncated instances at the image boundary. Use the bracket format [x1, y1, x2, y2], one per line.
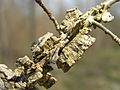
[0, 0, 2, 61]
[0, 0, 9, 62]
[27, 0, 36, 42]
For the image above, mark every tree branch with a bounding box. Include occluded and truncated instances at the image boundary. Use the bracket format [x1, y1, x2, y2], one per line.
[0, 0, 120, 90]
[92, 19, 120, 45]
[103, 0, 120, 8]
[35, 0, 60, 31]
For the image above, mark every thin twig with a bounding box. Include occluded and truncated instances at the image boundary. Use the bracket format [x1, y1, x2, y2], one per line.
[35, 0, 60, 31]
[103, 0, 120, 9]
[92, 20, 120, 45]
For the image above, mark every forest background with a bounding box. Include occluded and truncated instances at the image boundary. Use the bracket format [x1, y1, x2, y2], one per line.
[0, 0, 120, 90]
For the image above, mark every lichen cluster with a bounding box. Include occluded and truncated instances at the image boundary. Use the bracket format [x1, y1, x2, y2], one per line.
[0, 8, 95, 89]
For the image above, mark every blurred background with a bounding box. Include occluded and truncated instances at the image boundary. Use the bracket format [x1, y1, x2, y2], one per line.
[0, 0, 120, 90]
